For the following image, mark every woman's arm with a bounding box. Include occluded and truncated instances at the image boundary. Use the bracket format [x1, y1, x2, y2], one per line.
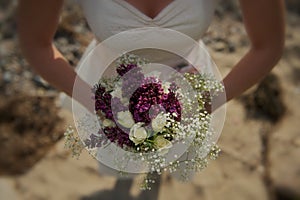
[17, 0, 76, 96]
[17, 0, 93, 111]
[223, 0, 285, 101]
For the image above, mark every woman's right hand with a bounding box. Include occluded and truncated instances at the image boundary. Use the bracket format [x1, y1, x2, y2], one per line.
[178, 65, 198, 74]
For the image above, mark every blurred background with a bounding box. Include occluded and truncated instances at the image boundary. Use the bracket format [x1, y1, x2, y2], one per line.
[0, 0, 299, 199]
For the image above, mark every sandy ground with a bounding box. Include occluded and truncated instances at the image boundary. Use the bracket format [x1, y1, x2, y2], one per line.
[0, 1, 300, 200]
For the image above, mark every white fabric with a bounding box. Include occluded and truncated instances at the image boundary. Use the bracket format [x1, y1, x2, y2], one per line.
[78, 0, 217, 41]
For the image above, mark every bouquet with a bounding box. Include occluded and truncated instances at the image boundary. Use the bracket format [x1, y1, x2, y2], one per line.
[65, 53, 224, 189]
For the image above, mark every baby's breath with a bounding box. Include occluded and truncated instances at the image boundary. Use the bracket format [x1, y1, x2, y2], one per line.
[64, 126, 84, 159]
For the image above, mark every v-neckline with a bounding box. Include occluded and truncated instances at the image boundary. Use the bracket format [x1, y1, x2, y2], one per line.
[115, 0, 178, 21]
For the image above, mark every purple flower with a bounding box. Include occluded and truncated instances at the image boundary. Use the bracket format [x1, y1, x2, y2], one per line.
[94, 84, 113, 120]
[128, 81, 182, 124]
[103, 126, 134, 147]
[121, 67, 145, 99]
[161, 91, 182, 121]
[117, 64, 138, 76]
[94, 55, 183, 150]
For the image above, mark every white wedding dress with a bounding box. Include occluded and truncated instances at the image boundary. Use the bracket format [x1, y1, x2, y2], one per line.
[63, 0, 219, 178]
[61, 0, 217, 108]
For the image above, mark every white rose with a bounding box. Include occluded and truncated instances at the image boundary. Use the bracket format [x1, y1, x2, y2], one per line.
[102, 119, 115, 127]
[117, 111, 135, 128]
[151, 112, 167, 133]
[154, 135, 172, 155]
[129, 123, 148, 145]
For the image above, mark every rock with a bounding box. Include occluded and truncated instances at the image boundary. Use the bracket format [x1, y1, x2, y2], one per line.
[239, 73, 286, 123]
[0, 95, 64, 175]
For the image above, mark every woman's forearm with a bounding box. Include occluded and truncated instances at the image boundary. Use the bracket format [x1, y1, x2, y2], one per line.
[20, 43, 94, 112]
[224, 0, 285, 102]
[17, 0, 77, 96]
[17, 0, 94, 112]
[20, 44, 76, 96]
[223, 46, 283, 102]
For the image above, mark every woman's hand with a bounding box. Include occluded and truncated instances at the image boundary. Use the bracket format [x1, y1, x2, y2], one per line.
[178, 65, 198, 74]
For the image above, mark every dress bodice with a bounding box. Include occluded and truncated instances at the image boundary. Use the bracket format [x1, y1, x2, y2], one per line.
[77, 0, 217, 42]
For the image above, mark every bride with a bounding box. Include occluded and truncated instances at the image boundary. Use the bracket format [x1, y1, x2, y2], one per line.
[17, 0, 285, 104]
[17, 0, 285, 193]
